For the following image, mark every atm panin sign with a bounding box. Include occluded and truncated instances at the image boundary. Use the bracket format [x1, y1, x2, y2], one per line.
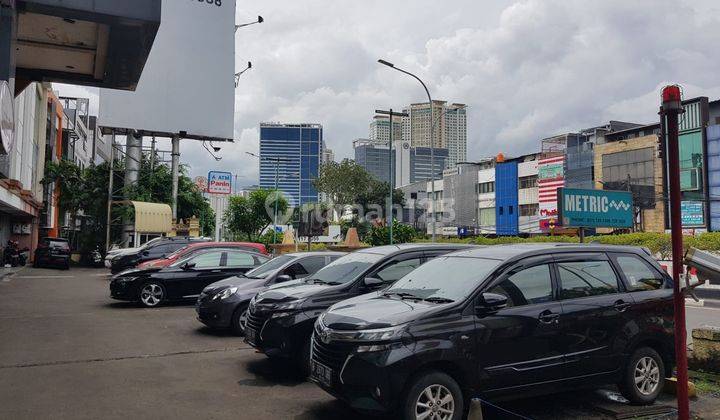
[207, 171, 232, 195]
[558, 188, 634, 229]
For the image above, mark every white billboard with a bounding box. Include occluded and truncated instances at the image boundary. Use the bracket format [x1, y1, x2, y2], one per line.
[99, 0, 235, 141]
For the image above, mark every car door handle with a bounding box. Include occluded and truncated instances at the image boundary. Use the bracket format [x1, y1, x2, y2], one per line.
[538, 310, 560, 324]
[613, 300, 631, 312]
[210, 269, 222, 273]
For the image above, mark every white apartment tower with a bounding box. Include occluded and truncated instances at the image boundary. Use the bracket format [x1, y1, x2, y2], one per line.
[369, 115, 403, 144]
[401, 101, 467, 168]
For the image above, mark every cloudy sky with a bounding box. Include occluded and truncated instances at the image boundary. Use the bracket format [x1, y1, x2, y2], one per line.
[56, 0, 720, 187]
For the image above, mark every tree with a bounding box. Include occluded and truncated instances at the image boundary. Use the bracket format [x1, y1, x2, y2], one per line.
[44, 155, 216, 251]
[313, 159, 374, 204]
[224, 189, 288, 241]
[313, 159, 407, 241]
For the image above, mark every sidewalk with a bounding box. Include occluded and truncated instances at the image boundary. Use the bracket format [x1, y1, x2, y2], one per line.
[0, 265, 26, 280]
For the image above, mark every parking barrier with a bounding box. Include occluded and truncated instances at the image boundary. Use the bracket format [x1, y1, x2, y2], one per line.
[468, 397, 534, 420]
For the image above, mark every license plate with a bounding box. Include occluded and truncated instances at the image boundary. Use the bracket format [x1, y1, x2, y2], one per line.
[245, 328, 257, 345]
[311, 360, 333, 387]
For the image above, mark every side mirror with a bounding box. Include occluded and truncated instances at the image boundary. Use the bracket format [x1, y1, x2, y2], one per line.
[363, 277, 384, 288]
[475, 293, 508, 315]
[275, 274, 292, 283]
[182, 262, 196, 270]
[142, 250, 149, 256]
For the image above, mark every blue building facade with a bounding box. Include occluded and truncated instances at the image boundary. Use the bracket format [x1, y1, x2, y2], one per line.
[495, 161, 519, 235]
[259, 123, 323, 207]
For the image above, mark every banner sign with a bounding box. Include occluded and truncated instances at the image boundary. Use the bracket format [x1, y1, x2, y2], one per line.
[558, 188, 634, 228]
[207, 171, 232, 194]
[538, 156, 565, 231]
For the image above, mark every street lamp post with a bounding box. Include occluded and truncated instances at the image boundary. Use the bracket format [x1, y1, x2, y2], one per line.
[235, 16, 263, 32]
[375, 108, 409, 244]
[378, 59, 437, 242]
[247, 151, 287, 245]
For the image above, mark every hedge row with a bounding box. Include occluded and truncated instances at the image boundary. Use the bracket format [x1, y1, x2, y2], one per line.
[469, 232, 720, 259]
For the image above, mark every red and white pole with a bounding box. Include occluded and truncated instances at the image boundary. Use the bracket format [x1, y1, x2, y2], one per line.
[660, 84, 689, 420]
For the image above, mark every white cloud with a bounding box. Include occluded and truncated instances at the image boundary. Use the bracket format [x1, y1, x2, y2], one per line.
[55, 0, 720, 186]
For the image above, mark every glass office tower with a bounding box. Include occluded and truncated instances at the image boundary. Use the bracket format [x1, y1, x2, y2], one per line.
[259, 123, 323, 207]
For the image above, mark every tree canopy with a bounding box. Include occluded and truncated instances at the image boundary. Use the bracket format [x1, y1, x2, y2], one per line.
[223, 189, 289, 242]
[43, 154, 215, 252]
[313, 158, 406, 209]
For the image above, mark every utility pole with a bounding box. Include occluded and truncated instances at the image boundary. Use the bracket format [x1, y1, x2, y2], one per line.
[105, 133, 115, 251]
[171, 135, 180, 220]
[660, 85, 689, 420]
[375, 108, 409, 244]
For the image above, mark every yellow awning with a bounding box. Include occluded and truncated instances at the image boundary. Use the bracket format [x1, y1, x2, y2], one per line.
[130, 201, 172, 233]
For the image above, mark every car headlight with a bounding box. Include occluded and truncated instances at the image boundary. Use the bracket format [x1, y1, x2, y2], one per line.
[267, 299, 305, 318]
[115, 276, 137, 283]
[274, 299, 304, 311]
[213, 287, 238, 300]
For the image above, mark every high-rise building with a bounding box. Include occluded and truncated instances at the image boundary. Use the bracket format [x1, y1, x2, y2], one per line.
[369, 115, 402, 144]
[445, 103, 467, 168]
[354, 138, 394, 184]
[402, 101, 467, 169]
[259, 123, 323, 207]
[322, 147, 335, 164]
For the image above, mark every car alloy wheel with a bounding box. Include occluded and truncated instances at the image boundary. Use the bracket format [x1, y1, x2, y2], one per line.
[238, 309, 248, 332]
[140, 283, 164, 307]
[415, 384, 455, 420]
[634, 356, 660, 396]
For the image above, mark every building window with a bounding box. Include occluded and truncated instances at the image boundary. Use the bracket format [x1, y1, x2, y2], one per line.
[519, 204, 539, 217]
[518, 175, 538, 189]
[478, 181, 495, 194]
[601, 147, 655, 186]
[478, 207, 495, 227]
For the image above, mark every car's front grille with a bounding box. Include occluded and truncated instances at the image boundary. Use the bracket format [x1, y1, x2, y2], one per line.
[246, 310, 270, 339]
[311, 331, 355, 371]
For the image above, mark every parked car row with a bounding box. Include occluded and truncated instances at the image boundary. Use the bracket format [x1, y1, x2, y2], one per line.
[108, 242, 676, 420]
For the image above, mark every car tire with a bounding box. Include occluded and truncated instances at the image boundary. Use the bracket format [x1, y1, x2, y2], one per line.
[139, 282, 165, 308]
[402, 371, 464, 420]
[295, 336, 311, 378]
[63, 261, 70, 270]
[619, 347, 665, 405]
[231, 304, 249, 336]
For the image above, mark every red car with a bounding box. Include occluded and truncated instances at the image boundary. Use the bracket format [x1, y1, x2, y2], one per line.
[137, 242, 268, 269]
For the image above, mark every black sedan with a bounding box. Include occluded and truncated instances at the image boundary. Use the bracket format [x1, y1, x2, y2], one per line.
[196, 251, 346, 335]
[110, 248, 270, 307]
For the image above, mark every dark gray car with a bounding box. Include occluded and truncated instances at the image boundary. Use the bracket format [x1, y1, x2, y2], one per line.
[195, 251, 346, 335]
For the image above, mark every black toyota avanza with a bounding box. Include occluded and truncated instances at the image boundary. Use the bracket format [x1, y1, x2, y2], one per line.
[311, 244, 675, 420]
[244, 244, 473, 375]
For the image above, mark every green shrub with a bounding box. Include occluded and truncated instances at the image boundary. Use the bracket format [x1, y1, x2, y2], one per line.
[366, 220, 416, 246]
[416, 231, 720, 257]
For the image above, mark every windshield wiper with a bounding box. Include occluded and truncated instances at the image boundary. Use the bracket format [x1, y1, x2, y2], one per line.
[383, 292, 422, 300]
[422, 297, 454, 304]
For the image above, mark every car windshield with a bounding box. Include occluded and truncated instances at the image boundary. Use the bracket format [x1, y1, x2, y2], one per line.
[139, 237, 164, 251]
[244, 254, 296, 279]
[305, 251, 384, 285]
[386, 256, 501, 302]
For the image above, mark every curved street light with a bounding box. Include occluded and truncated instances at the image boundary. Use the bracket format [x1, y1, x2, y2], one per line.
[378, 59, 438, 242]
[234, 61, 252, 88]
[235, 16, 264, 32]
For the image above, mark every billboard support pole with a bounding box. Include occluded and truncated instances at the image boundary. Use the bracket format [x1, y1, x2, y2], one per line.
[578, 227, 584, 243]
[105, 132, 115, 251]
[661, 85, 689, 420]
[171, 135, 180, 220]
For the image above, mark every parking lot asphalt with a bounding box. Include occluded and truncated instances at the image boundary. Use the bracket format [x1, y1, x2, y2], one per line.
[1, 267, 719, 419]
